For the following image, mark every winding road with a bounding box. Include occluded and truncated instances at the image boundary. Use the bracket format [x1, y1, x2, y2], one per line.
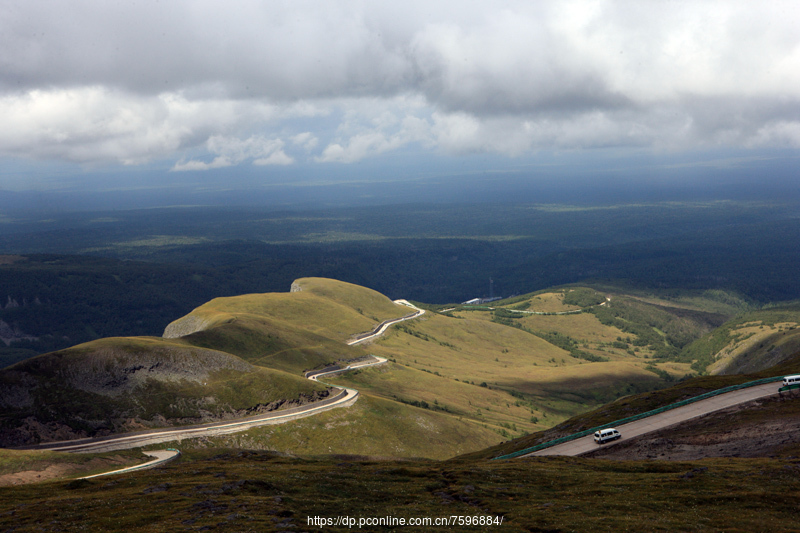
[346, 300, 425, 345]
[80, 449, 182, 480]
[18, 296, 789, 474]
[27, 300, 423, 477]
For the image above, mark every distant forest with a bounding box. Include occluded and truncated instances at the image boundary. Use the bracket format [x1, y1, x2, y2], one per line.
[1, 200, 799, 366]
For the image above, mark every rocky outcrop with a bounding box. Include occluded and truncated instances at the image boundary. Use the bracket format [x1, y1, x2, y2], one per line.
[57, 345, 255, 397]
[0, 388, 335, 447]
[290, 281, 303, 292]
[0, 417, 91, 448]
[163, 314, 215, 339]
[234, 389, 331, 417]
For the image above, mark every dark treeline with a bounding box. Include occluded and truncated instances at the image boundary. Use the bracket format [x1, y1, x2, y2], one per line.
[2, 202, 800, 367]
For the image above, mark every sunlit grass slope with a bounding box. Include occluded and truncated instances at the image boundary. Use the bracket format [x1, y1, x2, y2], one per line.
[165, 277, 411, 373]
[454, 286, 738, 375]
[389, 311, 673, 391]
[682, 305, 800, 374]
[166, 393, 501, 460]
[323, 311, 676, 438]
[325, 362, 544, 437]
[0, 336, 327, 445]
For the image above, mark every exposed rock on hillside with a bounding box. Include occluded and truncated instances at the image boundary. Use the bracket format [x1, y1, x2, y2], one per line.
[0, 337, 328, 446]
[233, 389, 331, 417]
[163, 314, 217, 339]
[2, 340, 254, 402]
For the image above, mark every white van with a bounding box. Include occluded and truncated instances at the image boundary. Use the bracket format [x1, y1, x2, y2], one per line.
[782, 375, 800, 387]
[594, 428, 621, 444]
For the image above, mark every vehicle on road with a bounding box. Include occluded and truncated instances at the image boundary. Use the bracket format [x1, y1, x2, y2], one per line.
[782, 375, 800, 387]
[594, 428, 621, 444]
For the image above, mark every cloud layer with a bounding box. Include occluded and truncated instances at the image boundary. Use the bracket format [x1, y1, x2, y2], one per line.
[1, 0, 799, 171]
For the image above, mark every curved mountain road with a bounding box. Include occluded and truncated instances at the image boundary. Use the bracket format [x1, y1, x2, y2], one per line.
[25, 301, 421, 462]
[80, 449, 182, 479]
[522, 382, 781, 457]
[19, 297, 786, 473]
[346, 300, 425, 345]
[34, 386, 361, 454]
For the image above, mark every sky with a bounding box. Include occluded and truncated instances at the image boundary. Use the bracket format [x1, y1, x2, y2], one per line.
[1, 0, 799, 200]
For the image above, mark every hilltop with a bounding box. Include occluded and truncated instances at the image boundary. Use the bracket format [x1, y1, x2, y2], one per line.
[0, 278, 417, 448]
[0, 336, 328, 447]
[0, 278, 776, 459]
[2, 277, 797, 460]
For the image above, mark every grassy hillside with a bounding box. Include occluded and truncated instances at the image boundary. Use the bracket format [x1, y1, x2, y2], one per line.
[163, 393, 501, 460]
[304, 286, 733, 445]
[167, 277, 410, 373]
[324, 362, 542, 438]
[357, 315, 669, 425]
[680, 304, 800, 374]
[165, 277, 409, 342]
[0, 278, 780, 460]
[0, 336, 327, 447]
[160, 280, 719, 454]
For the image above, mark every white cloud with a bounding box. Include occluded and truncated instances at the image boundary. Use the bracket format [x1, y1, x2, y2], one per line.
[317, 132, 399, 164]
[254, 151, 294, 166]
[316, 102, 433, 163]
[291, 132, 319, 151]
[172, 135, 293, 171]
[0, 87, 292, 165]
[171, 157, 232, 172]
[0, 1, 799, 172]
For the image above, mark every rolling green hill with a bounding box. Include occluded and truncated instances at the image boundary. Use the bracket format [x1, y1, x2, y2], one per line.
[0, 336, 327, 447]
[168, 277, 410, 373]
[0, 277, 778, 459]
[2, 277, 800, 530]
[679, 304, 800, 374]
